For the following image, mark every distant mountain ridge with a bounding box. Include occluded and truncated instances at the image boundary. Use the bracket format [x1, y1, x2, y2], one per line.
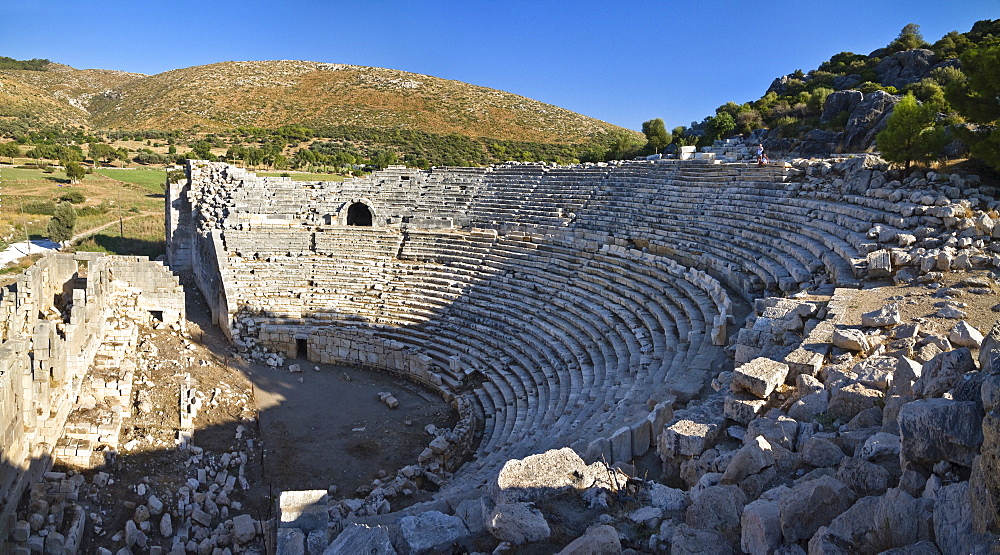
[0, 60, 630, 144]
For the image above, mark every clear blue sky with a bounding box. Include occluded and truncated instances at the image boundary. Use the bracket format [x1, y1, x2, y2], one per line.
[1, 1, 996, 131]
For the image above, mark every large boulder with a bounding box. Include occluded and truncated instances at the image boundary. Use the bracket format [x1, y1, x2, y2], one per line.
[898, 398, 984, 469]
[779, 475, 857, 543]
[740, 488, 787, 555]
[492, 447, 622, 503]
[861, 303, 902, 328]
[722, 436, 775, 485]
[836, 457, 890, 496]
[827, 383, 882, 422]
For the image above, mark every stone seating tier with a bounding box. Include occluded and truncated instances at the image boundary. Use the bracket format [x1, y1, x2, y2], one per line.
[169, 160, 922, 514]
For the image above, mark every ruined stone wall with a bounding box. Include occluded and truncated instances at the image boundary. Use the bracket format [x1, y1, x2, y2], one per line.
[0, 253, 184, 543]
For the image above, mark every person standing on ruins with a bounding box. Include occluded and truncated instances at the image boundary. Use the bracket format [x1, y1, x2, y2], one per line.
[757, 144, 768, 166]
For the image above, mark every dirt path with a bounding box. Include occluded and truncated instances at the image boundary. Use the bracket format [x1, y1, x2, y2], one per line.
[68, 212, 148, 245]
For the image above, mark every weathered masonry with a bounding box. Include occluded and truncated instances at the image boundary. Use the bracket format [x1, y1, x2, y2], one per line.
[164, 159, 897, 503]
[0, 253, 184, 543]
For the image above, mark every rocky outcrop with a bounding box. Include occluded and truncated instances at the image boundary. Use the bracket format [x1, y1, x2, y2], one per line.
[842, 90, 899, 152]
[875, 49, 937, 89]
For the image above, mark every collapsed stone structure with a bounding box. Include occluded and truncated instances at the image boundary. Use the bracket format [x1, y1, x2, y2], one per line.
[0, 253, 184, 549]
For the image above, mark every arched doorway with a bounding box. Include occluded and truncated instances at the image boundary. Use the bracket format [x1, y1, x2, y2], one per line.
[347, 202, 373, 226]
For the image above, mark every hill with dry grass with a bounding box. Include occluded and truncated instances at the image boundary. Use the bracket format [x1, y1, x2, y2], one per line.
[0, 60, 632, 144]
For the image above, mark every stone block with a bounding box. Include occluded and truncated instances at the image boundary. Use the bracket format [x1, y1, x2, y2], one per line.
[898, 398, 983, 469]
[732, 357, 789, 399]
[724, 393, 767, 425]
[741, 497, 782, 555]
[276, 528, 305, 555]
[610, 426, 632, 464]
[779, 475, 856, 543]
[400, 510, 469, 554]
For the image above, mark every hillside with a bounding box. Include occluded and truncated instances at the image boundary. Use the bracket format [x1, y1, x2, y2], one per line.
[672, 18, 1000, 163]
[0, 60, 631, 144]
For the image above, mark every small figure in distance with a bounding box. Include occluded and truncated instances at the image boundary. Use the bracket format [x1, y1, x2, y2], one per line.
[757, 143, 768, 166]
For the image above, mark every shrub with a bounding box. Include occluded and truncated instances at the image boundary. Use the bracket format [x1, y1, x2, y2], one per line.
[77, 202, 110, 217]
[22, 201, 56, 215]
[59, 191, 86, 204]
[46, 201, 76, 243]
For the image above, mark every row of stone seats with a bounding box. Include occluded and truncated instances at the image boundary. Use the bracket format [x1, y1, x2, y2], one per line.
[569, 163, 878, 295]
[223, 228, 724, 496]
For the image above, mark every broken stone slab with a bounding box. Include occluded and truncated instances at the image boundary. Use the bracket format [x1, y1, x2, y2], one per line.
[741, 497, 783, 555]
[778, 475, 857, 543]
[686, 484, 747, 546]
[898, 398, 984, 469]
[831, 328, 879, 352]
[787, 390, 829, 423]
[866, 250, 892, 278]
[485, 502, 550, 545]
[671, 523, 732, 555]
[659, 416, 723, 461]
[857, 431, 901, 461]
[723, 393, 767, 425]
[731, 357, 789, 399]
[891, 357, 923, 396]
[851, 355, 897, 390]
[399, 510, 469, 554]
[279, 490, 329, 532]
[647, 482, 688, 512]
[721, 436, 775, 485]
[861, 303, 901, 327]
[827, 382, 883, 422]
[915, 347, 974, 398]
[491, 447, 625, 503]
[277, 528, 306, 555]
[556, 524, 621, 555]
[232, 514, 256, 545]
[799, 437, 845, 468]
[949, 320, 984, 348]
[836, 456, 890, 496]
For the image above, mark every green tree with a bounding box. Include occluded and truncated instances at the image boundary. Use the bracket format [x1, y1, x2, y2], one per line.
[641, 118, 671, 154]
[0, 142, 19, 163]
[603, 130, 644, 161]
[889, 23, 928, 53]
[946, 43, 1000, 170]
[46, 201, 77, 244]
[64, 161, 87, 183]
[88, 142, 117, 165]
[704, 113, 736, 142]
[876, 93, 945, 172]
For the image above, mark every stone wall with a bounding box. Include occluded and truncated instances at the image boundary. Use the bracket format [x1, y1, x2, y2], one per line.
[0, 253, 184, 543]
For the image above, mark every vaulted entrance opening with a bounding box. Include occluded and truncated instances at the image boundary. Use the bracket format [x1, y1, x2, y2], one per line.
[347, 202, 373, 226]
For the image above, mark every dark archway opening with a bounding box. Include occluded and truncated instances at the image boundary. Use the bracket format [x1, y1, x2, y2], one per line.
[347, 202, 373, 226]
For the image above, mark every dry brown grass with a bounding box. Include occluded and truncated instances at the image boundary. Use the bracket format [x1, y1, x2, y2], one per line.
[2, 61, 634, 144]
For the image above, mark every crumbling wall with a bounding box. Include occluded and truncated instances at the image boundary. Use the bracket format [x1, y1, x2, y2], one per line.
[0, 253, 185, 544]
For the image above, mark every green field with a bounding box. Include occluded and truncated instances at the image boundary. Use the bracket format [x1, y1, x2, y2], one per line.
[94, 168, 168, 193]
[0, 166, 164, 250]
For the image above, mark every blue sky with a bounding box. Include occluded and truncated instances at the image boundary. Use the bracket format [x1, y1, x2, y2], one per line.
[1, 1, 997, 131]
